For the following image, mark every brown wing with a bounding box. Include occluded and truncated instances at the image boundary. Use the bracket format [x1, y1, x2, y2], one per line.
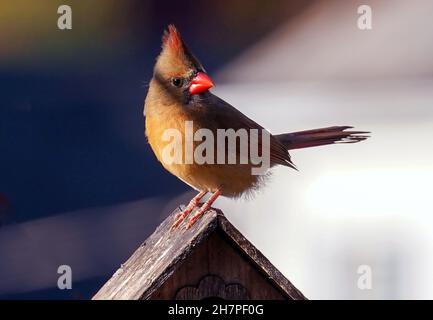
[195, 94, 296, 169]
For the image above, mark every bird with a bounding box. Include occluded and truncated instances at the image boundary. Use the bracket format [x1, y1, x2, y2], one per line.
[144, 25, 369, 229]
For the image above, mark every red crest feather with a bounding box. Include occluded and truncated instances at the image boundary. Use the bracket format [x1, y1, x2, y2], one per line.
[162, 24, 183, 54]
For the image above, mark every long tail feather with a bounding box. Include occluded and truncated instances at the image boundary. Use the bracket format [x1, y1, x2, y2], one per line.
[275, 126, 370, 150]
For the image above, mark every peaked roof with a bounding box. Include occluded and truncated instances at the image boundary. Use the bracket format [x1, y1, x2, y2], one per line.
[93, 208, 306, 300]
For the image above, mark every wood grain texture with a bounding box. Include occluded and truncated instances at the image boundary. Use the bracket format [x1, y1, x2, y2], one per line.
[92, 207, 306, 300]
[152, 232, 288, 299]
[174, 275, 249, 300]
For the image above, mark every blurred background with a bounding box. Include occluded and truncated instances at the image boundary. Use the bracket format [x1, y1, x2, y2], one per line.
[0, 0, 432, 299]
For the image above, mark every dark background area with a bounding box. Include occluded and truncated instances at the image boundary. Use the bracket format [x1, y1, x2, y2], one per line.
[0, 0, 311, 299]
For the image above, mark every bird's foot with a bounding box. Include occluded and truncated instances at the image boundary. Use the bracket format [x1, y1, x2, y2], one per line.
[171, 191, 207, 230]
[171, 207, 194, 229]
[186, 190, 221, 229]
[186, 207, 207, 229]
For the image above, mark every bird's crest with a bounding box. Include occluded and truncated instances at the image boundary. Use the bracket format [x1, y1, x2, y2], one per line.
[162, 24, 184, 55]
[158, 24, 206, 75]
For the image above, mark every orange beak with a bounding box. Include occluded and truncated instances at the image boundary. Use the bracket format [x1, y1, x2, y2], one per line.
[189, 72, 214, 95]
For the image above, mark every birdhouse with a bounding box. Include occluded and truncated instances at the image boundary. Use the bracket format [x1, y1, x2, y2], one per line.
[93, 208, 306, 300]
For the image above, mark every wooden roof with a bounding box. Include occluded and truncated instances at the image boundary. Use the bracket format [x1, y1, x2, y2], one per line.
[93, 208, 306, 300]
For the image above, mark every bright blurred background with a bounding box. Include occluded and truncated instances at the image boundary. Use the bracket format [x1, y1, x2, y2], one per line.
[0, 0, 432, 299]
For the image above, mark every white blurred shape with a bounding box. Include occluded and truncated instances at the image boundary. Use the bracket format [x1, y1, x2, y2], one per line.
[306, 169, 433, 219]
[218, 0, 433, 83]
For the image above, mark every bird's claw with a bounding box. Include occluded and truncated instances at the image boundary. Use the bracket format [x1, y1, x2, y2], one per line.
[171, 207, 194, 230]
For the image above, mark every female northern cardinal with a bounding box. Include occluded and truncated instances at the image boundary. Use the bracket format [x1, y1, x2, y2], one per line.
[144, 25, 369, 229]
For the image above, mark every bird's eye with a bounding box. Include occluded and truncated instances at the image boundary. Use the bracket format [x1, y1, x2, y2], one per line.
[171, 77, 183, 87]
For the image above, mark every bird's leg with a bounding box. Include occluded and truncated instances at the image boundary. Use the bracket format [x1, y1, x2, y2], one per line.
[187, 190, 221, 229]
[172, 191, 207, 229]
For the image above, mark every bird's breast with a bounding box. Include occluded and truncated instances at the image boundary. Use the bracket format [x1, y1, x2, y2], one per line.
[145, 108, 262, 197]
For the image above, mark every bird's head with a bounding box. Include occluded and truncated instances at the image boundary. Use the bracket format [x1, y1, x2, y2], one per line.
[152, 25, 214, 103]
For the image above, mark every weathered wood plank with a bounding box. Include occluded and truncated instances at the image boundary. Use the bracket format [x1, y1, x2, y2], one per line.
[93, 207, 219, 300]
[218, 218, 306, 299]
